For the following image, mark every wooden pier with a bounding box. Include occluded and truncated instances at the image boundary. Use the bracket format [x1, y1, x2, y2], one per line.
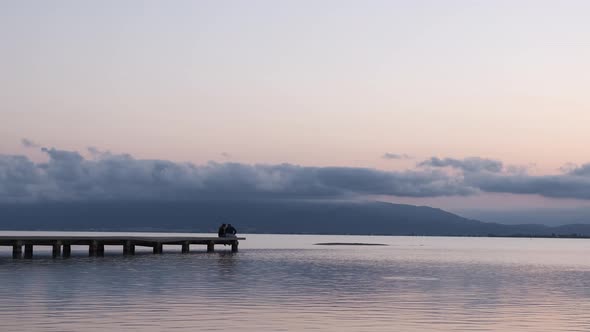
[0, 235, 244, 258]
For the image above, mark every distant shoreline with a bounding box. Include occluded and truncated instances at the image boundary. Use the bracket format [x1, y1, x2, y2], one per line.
[315, 242, 388, 246]
[2, 229, 589, 239]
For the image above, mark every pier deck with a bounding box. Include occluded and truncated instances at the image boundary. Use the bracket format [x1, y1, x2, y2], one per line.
[0, 234, 245, 258]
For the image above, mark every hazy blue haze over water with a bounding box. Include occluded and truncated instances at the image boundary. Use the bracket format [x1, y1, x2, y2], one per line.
[1, 233, 590, 331]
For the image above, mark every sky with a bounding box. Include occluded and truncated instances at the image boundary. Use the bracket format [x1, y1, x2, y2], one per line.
[2, 1, 590, 213]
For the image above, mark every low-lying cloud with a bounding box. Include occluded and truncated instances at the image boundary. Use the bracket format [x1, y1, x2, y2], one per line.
[418, 157, 503, 173]
[382, 153, 412, 160]
[2, 145, 590, 202]
[21, 138, 41, 149]
[466, 164, 590, 200]
[0, 147, 471, 202]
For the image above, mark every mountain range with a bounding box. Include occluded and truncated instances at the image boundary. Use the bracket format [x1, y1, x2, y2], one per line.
[2, 199, 590, 237]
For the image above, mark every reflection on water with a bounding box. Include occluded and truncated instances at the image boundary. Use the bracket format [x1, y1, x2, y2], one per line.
[1, 234, 590, 331]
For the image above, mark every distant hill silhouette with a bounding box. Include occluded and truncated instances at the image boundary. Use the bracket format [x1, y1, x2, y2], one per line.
[2, 200, 590, 237]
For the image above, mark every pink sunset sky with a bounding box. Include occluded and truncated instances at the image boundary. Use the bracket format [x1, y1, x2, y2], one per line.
[2, 1, 590, 212]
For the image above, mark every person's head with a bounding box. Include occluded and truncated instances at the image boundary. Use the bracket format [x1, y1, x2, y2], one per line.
[221, 224, 226, 227]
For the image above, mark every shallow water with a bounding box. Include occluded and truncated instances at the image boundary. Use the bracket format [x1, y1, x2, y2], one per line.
[1, 233, 590, 331]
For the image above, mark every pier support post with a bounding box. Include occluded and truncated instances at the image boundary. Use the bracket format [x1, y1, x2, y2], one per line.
[231, 241, 239, 253]
[62, 244, 71, 258]
[12, 242, 23, 259]
[181, 242, 190, 253]
[207, 241, 214, 253]
[24, 244, 33, 259]
[153, 243, 163, 254]
[123, 241, 135, 255]
[89, 240, 98, 257]
[97, 243, 105, 257]
[52, 242, 62, 258]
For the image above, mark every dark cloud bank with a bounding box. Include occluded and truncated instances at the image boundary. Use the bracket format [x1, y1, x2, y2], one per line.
[4, 144, 590, 234]
[0, 147, 468, 202]
[2, 145, 590, 203]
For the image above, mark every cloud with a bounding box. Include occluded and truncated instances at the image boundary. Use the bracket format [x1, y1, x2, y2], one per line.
[454, 161, 590, 199]
[0, 147, 472, 203]
[0, 154, 44, 200]
[21, 138, 41, 149]
[413, 157, 590, 200]
[418, 157, 503, 173]
[566, 163, 590, 177]
[382, 153, 412, 160]
[465, 172, 590, 200]
[3, 146, 590, 202]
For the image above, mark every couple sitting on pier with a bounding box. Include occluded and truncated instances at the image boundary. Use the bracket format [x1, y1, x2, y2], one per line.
[218, 223, 237, 238]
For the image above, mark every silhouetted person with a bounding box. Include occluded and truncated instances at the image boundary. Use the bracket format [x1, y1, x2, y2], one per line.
[218, 224, 227, 237]
[226, 224, 237, 236]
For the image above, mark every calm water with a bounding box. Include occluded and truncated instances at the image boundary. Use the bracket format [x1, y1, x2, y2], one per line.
[1, 232, 590, 331]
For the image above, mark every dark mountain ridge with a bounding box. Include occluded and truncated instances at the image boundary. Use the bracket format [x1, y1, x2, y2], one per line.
[1, 200, 590, 237]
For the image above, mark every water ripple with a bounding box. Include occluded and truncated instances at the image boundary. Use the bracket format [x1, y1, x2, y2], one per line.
[1, 235, 590, 331]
